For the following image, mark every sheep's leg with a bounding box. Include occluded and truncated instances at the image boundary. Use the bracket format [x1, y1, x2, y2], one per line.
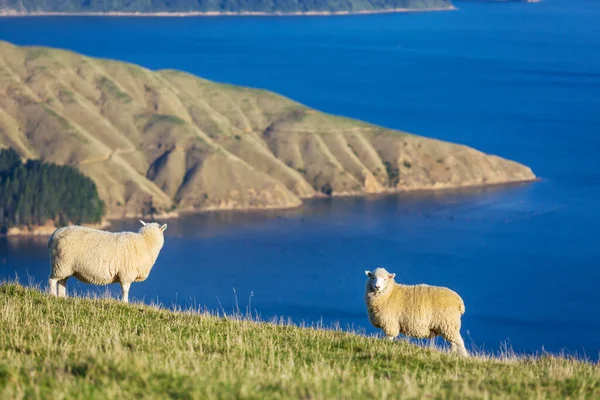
[384, 328, 399, 341]
[120, 282, 131, 303]
[382, 324, 400, 342]
[429, 331, 438, 349]
[57, 279, 68, 297]
[454, 336, 469, 357]
[448, 334, 468, 357]
[48, 279, 58, 296]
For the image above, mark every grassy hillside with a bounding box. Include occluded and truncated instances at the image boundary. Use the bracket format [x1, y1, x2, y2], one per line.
[0, 283, 598, 399]
[0, 41, 535, 219]
[0, 0, 453, 15]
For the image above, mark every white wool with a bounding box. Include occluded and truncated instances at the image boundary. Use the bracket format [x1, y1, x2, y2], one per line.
[48, 220, 166, 302]
[364, 267, 468, 357]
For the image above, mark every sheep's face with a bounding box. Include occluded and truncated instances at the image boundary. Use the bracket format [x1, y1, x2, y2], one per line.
[365, 268, 396, 293]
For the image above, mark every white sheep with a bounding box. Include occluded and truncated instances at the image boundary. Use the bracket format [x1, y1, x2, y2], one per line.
[48, 220, 167, 303]
[364, 267, 468, 357]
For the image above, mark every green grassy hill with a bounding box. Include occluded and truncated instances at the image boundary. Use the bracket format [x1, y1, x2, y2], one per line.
[0, 283, 598, 399]
[0, 0, 453, 15]
[0, 41, 535, 219]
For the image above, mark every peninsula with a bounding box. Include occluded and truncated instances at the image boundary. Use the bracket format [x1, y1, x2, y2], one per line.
[0, 0, 454, 16]
[0, 41, 535, 222]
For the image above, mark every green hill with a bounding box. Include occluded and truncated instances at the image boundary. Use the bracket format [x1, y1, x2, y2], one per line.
[0, 0, 453, 15]
[0, 283, 598, 399]
[0, 41, 535, 219]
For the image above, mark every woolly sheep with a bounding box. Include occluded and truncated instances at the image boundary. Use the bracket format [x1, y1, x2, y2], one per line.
[48, 220, 167, 303]
[364, 267, 468, 357]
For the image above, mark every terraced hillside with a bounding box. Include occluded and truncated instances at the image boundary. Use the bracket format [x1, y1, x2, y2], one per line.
[0, 41, 535, 218]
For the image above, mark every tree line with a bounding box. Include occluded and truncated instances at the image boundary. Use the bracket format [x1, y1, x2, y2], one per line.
[0, 148, 105, 232]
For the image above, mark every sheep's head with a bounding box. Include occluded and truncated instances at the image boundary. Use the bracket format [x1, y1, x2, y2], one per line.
[365, 268, 395, 293]
[139, 220, 167, 231]
[138, 220, 167, 246]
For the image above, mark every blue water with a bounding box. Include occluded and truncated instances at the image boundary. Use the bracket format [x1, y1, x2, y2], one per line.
[1, 0, 600, 359]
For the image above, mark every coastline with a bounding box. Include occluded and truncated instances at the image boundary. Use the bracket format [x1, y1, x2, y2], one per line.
[1, 176, 538, 237]
[0, 6, 456, 17]
[0, 220, 112, 238]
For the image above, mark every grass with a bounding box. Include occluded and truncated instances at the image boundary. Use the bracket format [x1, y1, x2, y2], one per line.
[58, 88, 76, 103]
[148, 114, 187, 126]
[0, 283, 598, 399]
[26, 48, 50, 60]
[97, 77, 132, 104]
[127, 65, 146, 77]
[44, 107, 72, 130]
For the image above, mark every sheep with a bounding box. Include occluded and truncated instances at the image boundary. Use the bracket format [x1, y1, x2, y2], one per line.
[48, 220, 167, 303]
[364, 267, 468, 357]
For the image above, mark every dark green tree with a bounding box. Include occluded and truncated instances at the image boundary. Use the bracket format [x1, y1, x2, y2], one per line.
[0, 148, 106, 231]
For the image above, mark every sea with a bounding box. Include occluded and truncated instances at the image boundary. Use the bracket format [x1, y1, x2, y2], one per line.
[1, 0, 599, 359]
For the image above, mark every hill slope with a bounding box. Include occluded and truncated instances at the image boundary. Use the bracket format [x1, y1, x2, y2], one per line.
[0, 41, 535, 218]
[0, 283, 598, 399]
[0, 0, 453, 15]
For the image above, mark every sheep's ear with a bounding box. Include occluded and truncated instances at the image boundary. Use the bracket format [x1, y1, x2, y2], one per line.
[160, 224, 167, 232]
[139, 220, 147, 226]
[365, 270, 372, 278]
[389, 273, 396, 279]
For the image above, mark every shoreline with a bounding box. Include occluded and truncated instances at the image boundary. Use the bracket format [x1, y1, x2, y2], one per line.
[0, 6, 456, 18]
[0, 176, 538, 237]
[0, 220, 112, 238]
